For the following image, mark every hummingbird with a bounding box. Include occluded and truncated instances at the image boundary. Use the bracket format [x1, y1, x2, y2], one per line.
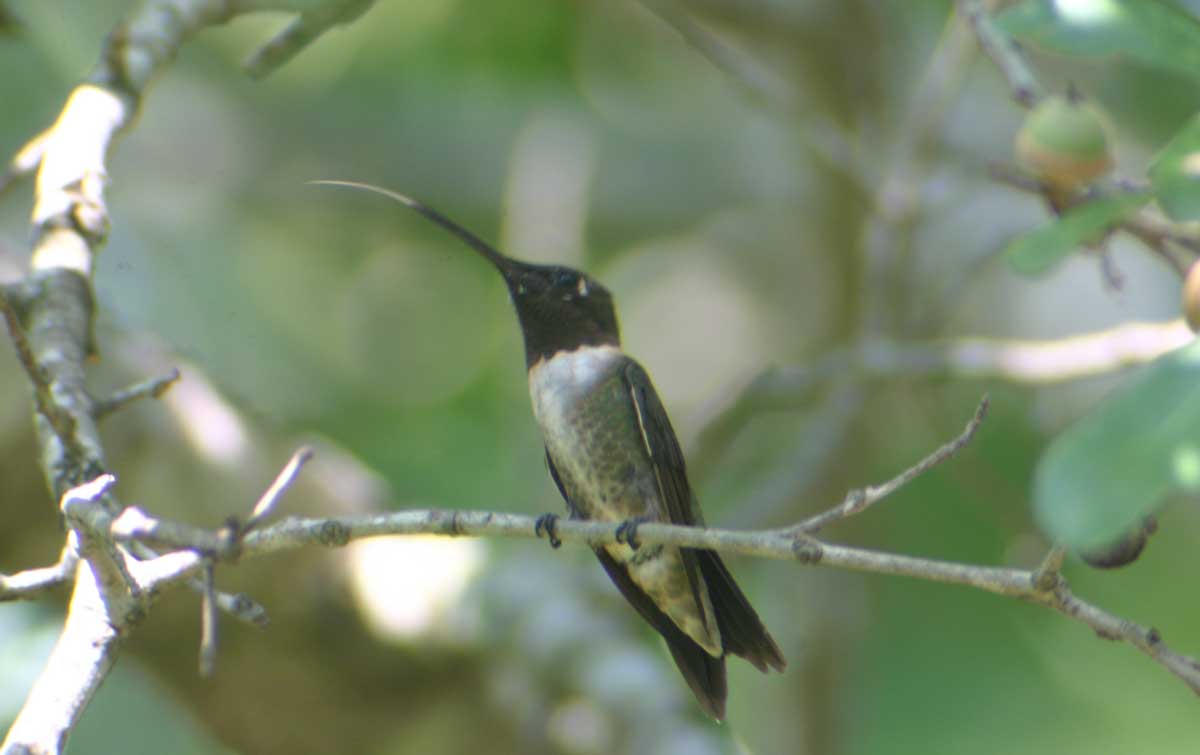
[315, 180, 786, 720]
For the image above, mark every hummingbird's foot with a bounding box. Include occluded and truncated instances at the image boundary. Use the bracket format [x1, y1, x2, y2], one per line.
[535, 513, 562, 549]
[615, 516, 652, 550]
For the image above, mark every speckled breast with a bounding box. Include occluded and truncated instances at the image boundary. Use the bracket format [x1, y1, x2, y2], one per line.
[528, 345, 662, 524]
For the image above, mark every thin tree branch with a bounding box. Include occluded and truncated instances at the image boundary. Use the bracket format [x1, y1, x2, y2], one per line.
[792, 394, 989, 533]
[93, 366, 182, 419]
[105, 502, 1200, 698]
[245, 446, 314, 531]
[198, 562, 219, 677]
[1, 6, 369, 750]
[961, 7, 1200, 279]
[2, 0, 382, 507]
[123, 539, 270, 626]
[1031, 545, 1066, 591]
[208, 582, 270, 627]
[991, 163, 1200, 275]
[240, 0, 379, 78]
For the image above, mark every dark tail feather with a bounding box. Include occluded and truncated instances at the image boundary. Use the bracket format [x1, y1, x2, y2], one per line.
[593, 549, 729, 720]
[697, 550, 786, 673]
[665, 632, 727, 721]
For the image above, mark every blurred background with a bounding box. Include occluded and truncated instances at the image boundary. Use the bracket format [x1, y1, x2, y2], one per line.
[2, 0, 1200, 753]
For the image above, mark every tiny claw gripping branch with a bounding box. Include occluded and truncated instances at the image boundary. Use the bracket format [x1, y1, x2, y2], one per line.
[534, 513, 562, 549]
[614, 516, 652, 551]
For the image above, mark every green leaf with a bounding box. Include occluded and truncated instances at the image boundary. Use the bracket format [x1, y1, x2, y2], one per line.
[996, 0, 1200, 78]
[1034, 339, 1200, 551]
[1149, 113, 1200, 220]
[1005, 191, 1150, 275]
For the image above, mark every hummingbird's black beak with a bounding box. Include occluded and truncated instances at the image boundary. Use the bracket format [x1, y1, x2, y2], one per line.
[309, 180, 526, 282]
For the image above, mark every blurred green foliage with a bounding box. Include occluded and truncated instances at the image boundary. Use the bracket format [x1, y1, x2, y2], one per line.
[1036, 339, 1200, 550]
[997, 0, 1200, 79]
[1150, 113, 1200, 220]
[2, 0, 1200, 754]
[1004, 191, 1150, 275]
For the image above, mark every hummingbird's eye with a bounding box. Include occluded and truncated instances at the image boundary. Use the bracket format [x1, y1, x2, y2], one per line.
[576, 277, 589, 297]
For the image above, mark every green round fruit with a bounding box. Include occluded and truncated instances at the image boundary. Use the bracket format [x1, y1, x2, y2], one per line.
[1016, 95, 1114, 190]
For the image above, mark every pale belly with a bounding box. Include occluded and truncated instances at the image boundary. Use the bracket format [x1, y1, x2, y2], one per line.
[529, 345, 663, 525]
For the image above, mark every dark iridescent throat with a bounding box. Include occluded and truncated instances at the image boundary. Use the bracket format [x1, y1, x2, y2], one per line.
[511, 288, 621, 368]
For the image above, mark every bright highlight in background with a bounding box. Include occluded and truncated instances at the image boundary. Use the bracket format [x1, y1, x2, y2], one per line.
[1055, 0, 1121, 25]
[345, 535, 485, 642]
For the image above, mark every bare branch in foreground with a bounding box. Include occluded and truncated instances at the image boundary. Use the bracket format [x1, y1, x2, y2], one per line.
[2, 450, 306, 754]
[2, 476, 142, 755]
[2, 563, 121, 755]
[58, 475, 137, 599]
[792, 394, 990, 533]
[0, 2, 395, 752]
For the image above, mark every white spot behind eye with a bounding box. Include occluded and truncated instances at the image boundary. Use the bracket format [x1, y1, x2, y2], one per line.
[576, 277, 588, 297]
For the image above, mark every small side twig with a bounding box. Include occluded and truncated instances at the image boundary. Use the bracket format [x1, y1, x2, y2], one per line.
[1031, 545, 1066, 591]
[990, 162, 1198, 276]
[0, 542, 78, 601]
[0, 284, 78, 447]
[242, 0, 379, 78]
[245, 446, 313, 531]
[792, 394, 990, 533]
[0, 126, 50, 196]
[115, 449, 313, 673]
[958, 0, 1042, 107]
[93, 366, 182, 419]
[198, 562, 218, 677]
[111, 447, 315, 560]
[211, 588, 269, 627]
[191, 447, 310, 670]
[123, 539, 270, 626]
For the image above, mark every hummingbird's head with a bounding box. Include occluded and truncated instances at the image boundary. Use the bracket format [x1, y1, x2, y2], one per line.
[312, 180, 621, 367]
[498, 261, 621, 367]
